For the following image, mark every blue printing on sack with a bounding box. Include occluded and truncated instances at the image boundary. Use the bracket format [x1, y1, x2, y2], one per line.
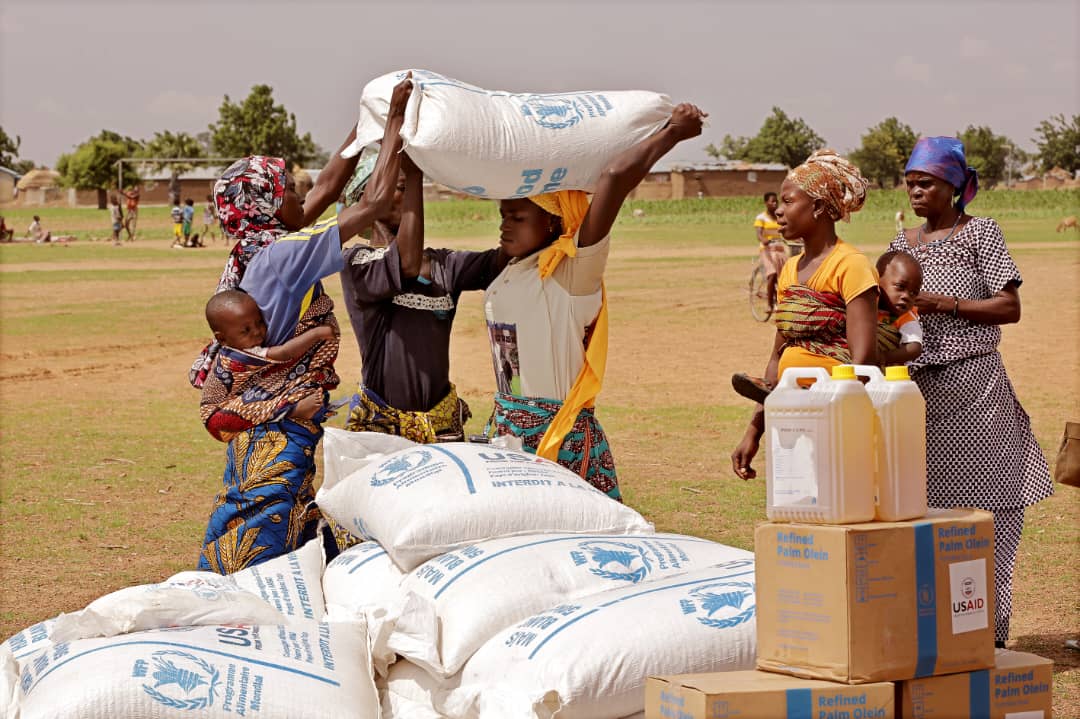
[426, 444, 476, 494]
[785, 688, 812, 719]
[968, 669, 990, 719]
[344, 547, 389, 575]
[914, 522, 938, 677]
[526, 565, 755, 659]
[430, 533, 725, 599]
[24, 639, 341, 692]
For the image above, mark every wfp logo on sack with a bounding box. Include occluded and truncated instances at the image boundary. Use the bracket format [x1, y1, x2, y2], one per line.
[176, 581, 225, 602]
[370, 449, 432, 487]
[520, 95, 583, 130]
[138, 650, 220, 710]
[679, 581, 756, 630]
[570, 540, 654, 583]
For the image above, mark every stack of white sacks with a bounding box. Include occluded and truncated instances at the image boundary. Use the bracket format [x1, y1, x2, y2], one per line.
[1, 429, 758, 719]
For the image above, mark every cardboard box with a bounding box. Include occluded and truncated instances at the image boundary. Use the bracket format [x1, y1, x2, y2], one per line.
[898, 649, 1053, 718]
[755, 508, 996, 683]
[646, 670, 895, 719]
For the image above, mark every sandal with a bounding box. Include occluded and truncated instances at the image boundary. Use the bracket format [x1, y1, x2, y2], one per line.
[732, 373, 774, 405]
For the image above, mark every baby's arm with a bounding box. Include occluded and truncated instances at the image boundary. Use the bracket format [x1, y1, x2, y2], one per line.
[881, 342, 921, 366]
[264, 325, 336, 362]
[880, 315, 923, 366]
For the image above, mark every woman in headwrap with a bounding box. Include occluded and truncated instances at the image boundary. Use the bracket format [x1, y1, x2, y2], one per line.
[194, 78, 415, 574]
[485, 102, 706, 500]
[730, 149, 877, 480]
[890, 136, 1052, 647]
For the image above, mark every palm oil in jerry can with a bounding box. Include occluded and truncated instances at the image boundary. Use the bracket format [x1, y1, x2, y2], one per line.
[764, 365, 875, 523]
[851, 364, 928, 521]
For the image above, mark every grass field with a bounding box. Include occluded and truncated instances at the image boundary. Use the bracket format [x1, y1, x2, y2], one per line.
[1, 192, 1078, 712]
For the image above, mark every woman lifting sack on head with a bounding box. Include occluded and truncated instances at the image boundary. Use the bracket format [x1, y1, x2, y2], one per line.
[890, 137, 1053, 647]
[484, 102, 707, 501]
[730, 150, 877, 480]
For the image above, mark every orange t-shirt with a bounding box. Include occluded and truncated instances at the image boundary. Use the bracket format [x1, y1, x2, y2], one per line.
[776, 239, 877, 378]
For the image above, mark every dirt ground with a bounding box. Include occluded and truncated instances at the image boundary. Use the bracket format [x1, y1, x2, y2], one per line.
[1, 235, 1077, 712]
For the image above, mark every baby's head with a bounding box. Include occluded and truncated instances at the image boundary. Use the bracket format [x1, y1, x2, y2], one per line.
[876, 251, 923, 315]
[205, 289, 267, 350]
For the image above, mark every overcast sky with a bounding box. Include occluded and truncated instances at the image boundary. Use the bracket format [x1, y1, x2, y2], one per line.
[1, 0, 1077, 168]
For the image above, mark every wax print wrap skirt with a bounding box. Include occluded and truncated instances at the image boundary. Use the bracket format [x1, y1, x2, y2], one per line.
[198, 419, 321, 574]
[491, 392, 620, 501]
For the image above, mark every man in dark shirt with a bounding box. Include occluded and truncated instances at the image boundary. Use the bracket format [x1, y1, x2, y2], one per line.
[339, 154, 506, 442]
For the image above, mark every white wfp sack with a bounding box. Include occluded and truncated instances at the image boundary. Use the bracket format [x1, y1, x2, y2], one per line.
[391, 533, 751, 677]
[380, 660, 446, 719]
[442, 560, 757, 719]
[0, 619, 55, 666]
[316, 442, 654, 572]
[322, 541, 406, 615]
[322, 540, 407, 675]
[14, 622, 379, 719]
[343, 69, 674, 199]
[0, 648, 18, 719]
[49, 573, 288, 643]
[0, 540, 324, 672]
[322, 428, 419, 497]
[230, 537, 327, 621]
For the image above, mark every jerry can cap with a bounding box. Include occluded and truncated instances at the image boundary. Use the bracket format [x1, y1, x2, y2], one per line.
[832, 365, 856, 380]
[885, 365, 911, 381]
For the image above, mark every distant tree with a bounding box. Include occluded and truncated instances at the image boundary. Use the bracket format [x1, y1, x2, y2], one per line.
[209, 85, 319, 168]
[0, 126, 21, 168]
[849, 117, 918, 189]
[719, 107, 825, 169]
[140, 130, 206, 186]
[308, 143, 331, 168]
[704, 135, 750, 161]
[56, 130, 142, 207]
[0, 126, 36, 174]
[1032, 113, 1080, 173]
[195, 130, 214, 156]
[1003, 144, 1031, 186]
[956, 125, 1015, 187]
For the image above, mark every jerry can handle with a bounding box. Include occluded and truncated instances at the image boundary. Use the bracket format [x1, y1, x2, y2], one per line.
[847, 364, 885, 383]
[774, 366, 831, 390]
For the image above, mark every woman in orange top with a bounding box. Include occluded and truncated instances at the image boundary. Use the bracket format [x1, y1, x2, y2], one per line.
[731, 150, 877, 479]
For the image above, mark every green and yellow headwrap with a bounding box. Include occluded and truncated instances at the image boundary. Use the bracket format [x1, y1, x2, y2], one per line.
[342, 149, 380, 207]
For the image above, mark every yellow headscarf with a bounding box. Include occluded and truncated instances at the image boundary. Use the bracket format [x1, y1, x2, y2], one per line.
[527, 191, 609, 464]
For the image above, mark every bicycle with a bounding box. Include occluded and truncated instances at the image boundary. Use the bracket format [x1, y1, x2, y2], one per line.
[748, 240, 803, 322]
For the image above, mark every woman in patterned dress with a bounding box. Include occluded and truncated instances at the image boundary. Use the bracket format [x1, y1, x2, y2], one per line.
[891, 137, 1053, 647]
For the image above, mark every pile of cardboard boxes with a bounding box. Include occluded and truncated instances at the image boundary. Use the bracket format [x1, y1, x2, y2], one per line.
[646, 508, 1054, 718]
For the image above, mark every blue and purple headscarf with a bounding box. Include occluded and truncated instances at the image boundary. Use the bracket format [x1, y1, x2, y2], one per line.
[905, 137, 979, 211]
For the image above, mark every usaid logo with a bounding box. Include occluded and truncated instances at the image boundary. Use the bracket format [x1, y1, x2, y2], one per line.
[139, 650, 220, 710]
[948, 559, 988, 633]
[520, 96, 583, 130]
[679, 581, 755, 630]
[370, 449, 432, 487]
[953, 575, 985, 614]
[571, 540, 653, 583]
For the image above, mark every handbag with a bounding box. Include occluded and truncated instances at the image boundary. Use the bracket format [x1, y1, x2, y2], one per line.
[1054, 421, 1080, 488]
